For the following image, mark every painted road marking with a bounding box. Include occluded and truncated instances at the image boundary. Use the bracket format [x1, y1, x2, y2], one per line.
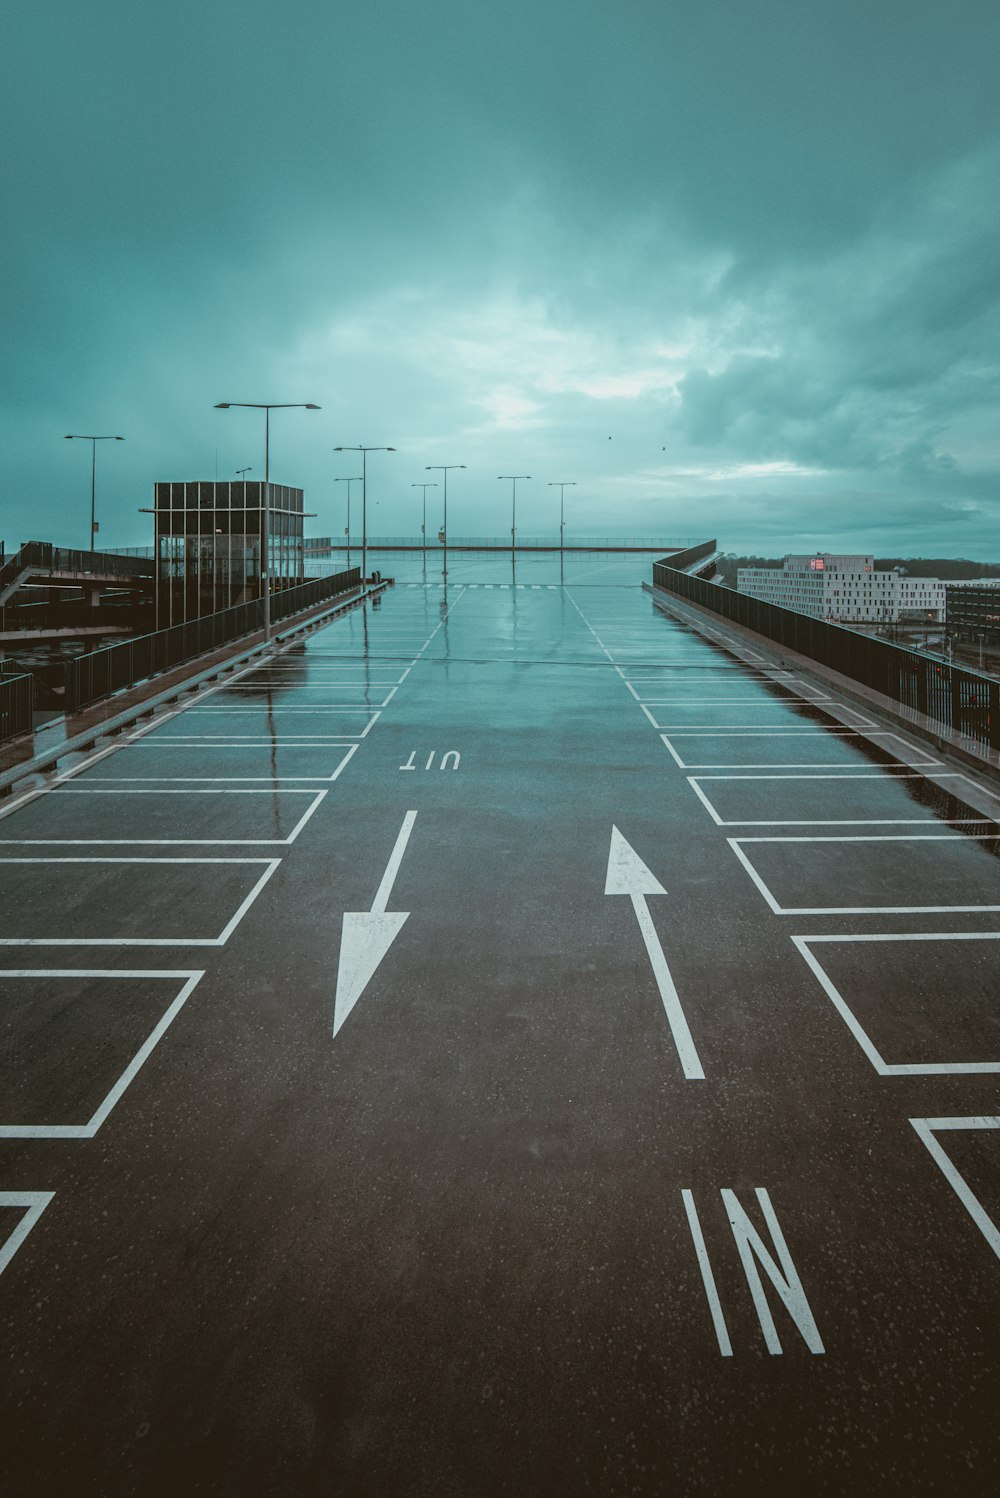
[82, 744, 360, 785]
[0, 858, 281, 947]
[910, 1117, 1000, 1263]
[399, 751, 461, 771]
[661, 731, 942, 770]
[792, 933, 1000, 1075]
[0, 970, 204, 1137]
[687, 772, 999, 827]
[333, 811, 417, 1038]
[729, 835, 1000, 915]
[0, 1193, 55, 1281]
[605, 827, 704, 1079]
[0, 787, 327, 846]
[682, 1188, 825, 1356]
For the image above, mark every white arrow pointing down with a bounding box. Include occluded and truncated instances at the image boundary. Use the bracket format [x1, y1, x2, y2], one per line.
[334, 810, 416, 1037]
[605, 825, 705, 1080]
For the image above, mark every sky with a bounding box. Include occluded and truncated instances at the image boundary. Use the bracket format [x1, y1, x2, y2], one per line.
[2, 0, 999, 559]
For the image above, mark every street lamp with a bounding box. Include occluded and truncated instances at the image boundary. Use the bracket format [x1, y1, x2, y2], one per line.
[333, 445, 396, 585]
[424, 465, 465, 579]
[498, 475, 531, 553]
[334, 474, 363, 568]
[548, 481, 576, 554]
[214, 402, 320, 642]
[411, 482, 438, 548]
[64, 434, 124, 550]
[235, 466, 252, 481]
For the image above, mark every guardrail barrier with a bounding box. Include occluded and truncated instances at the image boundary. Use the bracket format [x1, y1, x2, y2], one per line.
[652, 549, 1000, 754]
[64, 566, 360, 713]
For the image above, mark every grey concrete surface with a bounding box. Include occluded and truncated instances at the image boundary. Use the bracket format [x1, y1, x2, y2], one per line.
[0, 551, 998, 1495]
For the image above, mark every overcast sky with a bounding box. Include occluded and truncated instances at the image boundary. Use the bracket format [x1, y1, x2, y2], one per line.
[2, 0, 998, 557]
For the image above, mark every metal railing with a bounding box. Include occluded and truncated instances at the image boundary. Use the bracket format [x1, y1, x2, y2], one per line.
[306, 535, 704, 553]
[0, 541, 156, 599]
[0, 600, 150, 635]
[652, 550, 1000, 754]
[64, 566, 360, 713]
[0, 671, 34, 744]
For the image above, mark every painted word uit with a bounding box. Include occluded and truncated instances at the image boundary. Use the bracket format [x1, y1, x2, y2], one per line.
[399, 750, 461, 770]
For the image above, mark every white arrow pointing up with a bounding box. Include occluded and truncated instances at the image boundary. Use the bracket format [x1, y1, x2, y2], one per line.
[605, 825, 705, 1080]
[334, 810, 417, 1037]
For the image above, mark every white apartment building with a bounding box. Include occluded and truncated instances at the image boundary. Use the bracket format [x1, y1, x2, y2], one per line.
[736, 554, 946, 623]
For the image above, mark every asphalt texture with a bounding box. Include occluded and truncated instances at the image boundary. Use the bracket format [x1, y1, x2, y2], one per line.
[1, 551, 998, 1496]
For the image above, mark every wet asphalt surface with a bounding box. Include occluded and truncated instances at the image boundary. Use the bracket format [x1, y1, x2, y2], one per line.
[1, 551, 998, 1495]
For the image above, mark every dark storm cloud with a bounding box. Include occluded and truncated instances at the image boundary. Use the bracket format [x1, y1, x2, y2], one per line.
[1, 0, 998, 554]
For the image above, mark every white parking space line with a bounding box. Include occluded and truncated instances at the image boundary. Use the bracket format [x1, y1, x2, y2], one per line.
[728, 834, 1000, 915]
[791, 935, 1000, 1075]
[0, 969, 205, 1137]
[82, 743, 360, 785]
[910, 1116, 1000, 1263]
[0, 858, 281, 946]
[687, 772, 998, 827]
[0, 1192, 55, 1281]
[661, 732, 942, 770]
[0, 788, 328, 845]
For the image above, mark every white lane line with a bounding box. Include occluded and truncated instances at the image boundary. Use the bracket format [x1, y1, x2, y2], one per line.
[0, 969, 205, 1137]
[910, 1117, 1000, 1263]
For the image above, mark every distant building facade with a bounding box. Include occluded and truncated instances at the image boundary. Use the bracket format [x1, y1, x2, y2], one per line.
[945, 582, 1000, 648]
[737, 554, 946, 623]
[154, 480, 305, 626]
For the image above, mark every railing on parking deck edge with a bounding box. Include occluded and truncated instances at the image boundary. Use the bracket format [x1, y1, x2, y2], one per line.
[0, 671, 34, 744]
[651, 548, 1000, 755]
[63, 567, 361, 714]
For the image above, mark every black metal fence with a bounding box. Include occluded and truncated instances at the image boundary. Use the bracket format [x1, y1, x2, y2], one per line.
[0, 671, 34, 744]
[0, 542, 156, 598]
[64, 566, 361, 713]
[652, 551, 1000, 753]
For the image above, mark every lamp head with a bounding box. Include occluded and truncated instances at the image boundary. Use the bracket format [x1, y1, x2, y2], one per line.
[214, 403, 231, 409]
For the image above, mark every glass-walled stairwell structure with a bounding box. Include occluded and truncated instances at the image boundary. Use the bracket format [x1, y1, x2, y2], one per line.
[154, 480, 305, 627]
